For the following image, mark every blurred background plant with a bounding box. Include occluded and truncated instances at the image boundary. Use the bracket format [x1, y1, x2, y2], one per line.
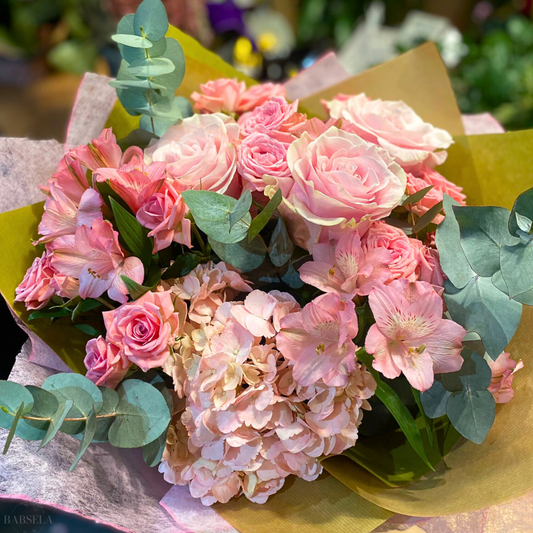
[1, 0, 533, 137]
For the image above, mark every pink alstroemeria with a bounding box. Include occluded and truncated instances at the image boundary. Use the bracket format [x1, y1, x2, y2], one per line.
[51, 218, 144, 304]
[276, 292, 359, 387]
[487, 352, 524, 404]
[299, 231, 392, 297]
[42, 155, 89, 203]
[365, 279, 466, 391]
[94, 147, 166, 213]
[69, 128, 123, 171]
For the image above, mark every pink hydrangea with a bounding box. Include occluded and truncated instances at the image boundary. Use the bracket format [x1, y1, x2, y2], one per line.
[170, 261, 252, 325]
[192, 78, 247, 114]
[365, 279, 466, 391]
[325, 93, 453, 171]
[50, 218, 144, 304]
[103, 290, 186, 371]
[15, 248, 58, 310]
[299, 230, 392, 297]
[238, 83, 286, 113]
[84, 336, 130, 389]
[406, 167, 466, 224]
[136, 180, 192, 253]
[487, 352, 524, 404]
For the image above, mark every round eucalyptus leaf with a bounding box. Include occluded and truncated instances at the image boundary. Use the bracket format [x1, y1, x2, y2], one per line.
[127, 57, 175, 78]
[133, 0, 169, 42]
[209, 236, 266, 272]
[112, 34, 153, 49]
[109, 380, 171, 448]
[15, 386, 59, 441]
[93, 387, 120, 443]
[109, 79, 166, 91]
[0, 381, 34, 429]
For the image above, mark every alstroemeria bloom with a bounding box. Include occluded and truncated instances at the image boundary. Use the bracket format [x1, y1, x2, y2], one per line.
[44, 155, 89, 203]
[365, 279, 466, 391]
[50, 218, 144, 304]
[69, 127, 123, 171]
[136, 180, 192, 253]
[299, 230, 392, 297]
[94, 147, 166, 213]
[487, 352, 524, 404]
[325, 93, 452, 171]
[277, 292, 359, 387]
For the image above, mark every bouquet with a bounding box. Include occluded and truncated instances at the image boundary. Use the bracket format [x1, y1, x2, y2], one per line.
[2, 1, 533, 531]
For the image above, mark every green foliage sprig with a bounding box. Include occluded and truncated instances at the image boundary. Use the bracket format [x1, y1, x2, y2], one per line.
[110, 0, 192, 136]
[0, 374, 172, 471]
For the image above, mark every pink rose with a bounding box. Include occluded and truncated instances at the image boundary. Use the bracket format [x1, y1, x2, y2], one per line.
[362, 221, 420, 281]
[136, 181, 192, 253]
[192, 78, 247, 114]
[238, 97, 304, 137]
[145, 113, 241, 197]
[325, 94, 453, 171]
[84, 336, 130, 389]
[15, 249, 57, 310]
[69, 128, 123, 171]
[237, 83, 286, 113]
[487, 352, 524, 404]
[411, 241, 445, 288]
[103, 290, 186, 371]
[406, 167, 466, 224]
[265, 127, 406, 251]
[237, 131, 291, 192]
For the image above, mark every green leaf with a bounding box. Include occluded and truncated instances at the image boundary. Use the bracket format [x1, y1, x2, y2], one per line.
[118, 128, 157, 151]
[0, 381, 34, 429]
[229, 190, 252, 230]
[411, 388, 434, 447]
[153, 39, 186, 94]
[444, 276, 522, 359]
[109, 380, 171, 448]
[500, 239, 533, 299]
[93, 387, 119, 443]
[269, 217, 293, 267]
[112, 34, 153, 49]
[447, 389, 495, 444]
[127, 57, 175, 78]
[3, 402, 25, 454]
[161, 254, 201, 280]
[420, 378, 450, 419]
[121, 275, 151, 300]
[435, 194, 475, 289]
[74, 324, 102, 337]
[109, 79, 166, 91]
[209, 236, 266, 272]
[181, 190, 251, 244]
[356, 350, 434, 471]
[453, 205, 517, 277]
[509, 186, 533, 237]
[173, 96, 193, 118]
[143, 382, 172, 467]
[412, 201, 443, 233]
[492, 269, 533, 305]
[110, 197, 152, 268]
[39, 400, 74, 449]
[134, 0, 169, 42]
[139, 115, 174, 136]
[15, 386, 59, 441]
[29, 308, 71, 321]
[248, 189, 282, 242]
[42, 374, 103, 435]
[401, 185, 434, 206]
[70, 405, 97, 471]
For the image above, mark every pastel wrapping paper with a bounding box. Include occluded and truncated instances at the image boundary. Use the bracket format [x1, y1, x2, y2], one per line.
[1, 27, 533, 533]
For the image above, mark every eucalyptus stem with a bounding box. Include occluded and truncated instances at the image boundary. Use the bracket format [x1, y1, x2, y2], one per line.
[144, 45, 156, 135]
[192, 224, 207, 255]
[2, 409, 117, 423]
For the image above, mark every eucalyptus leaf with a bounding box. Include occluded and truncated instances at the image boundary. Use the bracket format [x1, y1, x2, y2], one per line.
[248, 189, 282, 242]
[3, 402, 25, 454]
[112, 34, 153, 49]
[500, 239, 533, 299]
[444, 277, 522, 359]
[139, 115, 175, 136]
[209, 236, 266, 272]
[15, 386, 59, 441]
[39, 400, 73, 449]
[509, 186, 533, 236]
[70, 405, 97, 471]
[116, 15, 167, 63]
[93, 387, 119, 443]
[492, 270, 533, 305]
[118, 128, 157, 151]
[229, 190, 252, 230]
[142, 431, 167, 467]
[109, 79, 166, 91]
[133, 0, 169, 42]
[420, 378, 450, 419]
[401, 185, 433, 206]
[269, 217, 293, 267]
[412, 201, 443, 233]
[153, 39, 186, 94]
[0, 381, 34, 429]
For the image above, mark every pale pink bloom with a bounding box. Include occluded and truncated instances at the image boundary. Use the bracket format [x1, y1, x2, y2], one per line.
[94, 147, 166, 213]
[277, 292, 359, 387]
[325, 93, 453, 171]
[145, 113, 241, 197]
[103, 290, 186, 371]
[238, 97, 305, 137]
[238, 83, 286, 113]
[406, 167, 466, 224]
[362, 221, 421, 281]
[269, 290, 300, 332]
[231, 290, 279, 338]
[52, 273, 80, 300]
[38, 185, 103, 243]
[237, 131, 291, 192]
[264, 126, 407, 251]
[299, 230, 392, 297]
[44, 155, 89, 204]
[171, 261, 251, 325]
[242, 474, 284, 504]
[411, 240, 445, 288]
[136, 180, 192, 253]
[50, 218, 144, 304]
[289, 117, 339, 140]
[192, 78, 247, 114]
[69, 127, 122, 171]
[487, 352, 524, 404]
[84, 336, 130, 389]
[15, 248, 58, 310]
[365, 279, 466, 391]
